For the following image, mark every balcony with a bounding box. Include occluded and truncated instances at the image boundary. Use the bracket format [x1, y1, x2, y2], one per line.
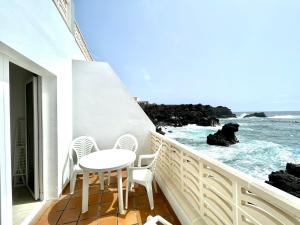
[33, 132, 300, 225]
[33, 171, 180, 225]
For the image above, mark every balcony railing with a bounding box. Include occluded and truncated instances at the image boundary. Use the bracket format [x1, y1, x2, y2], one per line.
[151, 131, 300, 225]
[74, 22, 93, 61]
[53, 0, 93, 61]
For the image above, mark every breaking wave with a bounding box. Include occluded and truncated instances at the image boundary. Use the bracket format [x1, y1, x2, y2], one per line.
[166, 113, 300, 181]
[268, 115, 300, 119]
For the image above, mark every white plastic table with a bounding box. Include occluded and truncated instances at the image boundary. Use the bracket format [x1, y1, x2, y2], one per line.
[79, 149, 136, 214]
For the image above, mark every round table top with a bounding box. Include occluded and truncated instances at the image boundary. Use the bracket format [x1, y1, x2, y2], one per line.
[79, 149, 136, 172]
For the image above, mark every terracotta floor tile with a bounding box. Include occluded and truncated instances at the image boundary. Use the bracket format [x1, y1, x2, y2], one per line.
[61, 186, 72, 200]
[98, 215, 117, 225]
[77, 218, 99, 225]
[103, 186, 118, 193]
[136, 209, 155, 224]
[99, 202, 118, 216]
[57, 208, 81, 224]
[32, 174, 180, 225]
[65, 197, 81, 210]
[35, 210, 62, 225]
[101, 192, 118, 204]
[134, 195, 152, 210]
[126, 195, 135, 210]
[132, 185, 147, 196]
[118, 210, 139, 225]
[89, 174, 100, 185]
[52, 198, 70, 211]
[89, 185, 101, 195]
[79, 205, 100, 221]
[88, 193, 101, 205]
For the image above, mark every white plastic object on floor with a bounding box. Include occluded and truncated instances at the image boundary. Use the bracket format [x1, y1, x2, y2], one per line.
[69, 136, 101, 194]
[125, 143, 163, 210]
[144, 215, 173, 225]
[107, 133, 138, 185]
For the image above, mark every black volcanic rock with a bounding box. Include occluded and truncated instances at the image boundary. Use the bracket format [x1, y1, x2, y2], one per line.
[244, 112, 266, 118]
[266, 163, 300, 198]
[286, 163, 300, 178]
[156, 126, 165, 135]
[207, 123, 239, 146]
[139, 103, 235, 130]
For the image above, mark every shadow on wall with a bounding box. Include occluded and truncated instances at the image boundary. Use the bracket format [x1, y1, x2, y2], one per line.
[72, 60, 155, 156]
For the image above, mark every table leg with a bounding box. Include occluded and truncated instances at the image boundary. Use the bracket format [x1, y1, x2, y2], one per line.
[82, 172, 89, 213]
[99, 172, 104, 190]
[117, 169, 124, 214]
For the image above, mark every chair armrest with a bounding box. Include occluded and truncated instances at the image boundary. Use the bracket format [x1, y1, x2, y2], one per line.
[69, 148, 79, 168]
[94, 145, 101, 152]
[138, 153, 156, 167]
[129, 165, 152, 170]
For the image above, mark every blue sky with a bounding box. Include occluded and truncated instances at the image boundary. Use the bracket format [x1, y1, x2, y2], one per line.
[74, 0, 300, 112]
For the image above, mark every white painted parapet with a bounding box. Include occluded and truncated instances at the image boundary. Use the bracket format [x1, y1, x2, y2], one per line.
[151, 131, 300, 225]
[53, 0, 93, 61]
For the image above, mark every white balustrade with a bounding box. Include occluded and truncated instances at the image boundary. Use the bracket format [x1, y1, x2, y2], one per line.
[151, 131, 300, 225]
[53, 0, 93, 61]
[74, 23, 93, 61]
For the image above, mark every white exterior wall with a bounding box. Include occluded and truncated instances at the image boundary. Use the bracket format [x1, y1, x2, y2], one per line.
[73, 60, 155, 155]
[0, 0, 85, 208]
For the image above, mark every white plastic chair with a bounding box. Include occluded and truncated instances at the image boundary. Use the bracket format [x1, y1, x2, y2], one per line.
[69, 136, 101, 194]
[125, 143, 163, 210]
[113, 133, 138, 152]
[107, 134, 138, 185]
[144, 215, 172, 225]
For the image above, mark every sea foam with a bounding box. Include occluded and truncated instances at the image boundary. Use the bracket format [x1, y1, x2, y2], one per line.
[268, 115, 300, 119]
[166, 114, 300, 181]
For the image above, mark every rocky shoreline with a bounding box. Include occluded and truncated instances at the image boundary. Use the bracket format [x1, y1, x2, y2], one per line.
[139, 103, 236, 134]
[207, 123, 239, 146]
[266, 163, 300, 198]
[244, 112, 266, 118]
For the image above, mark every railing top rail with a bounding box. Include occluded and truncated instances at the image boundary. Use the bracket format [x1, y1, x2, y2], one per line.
[151, 131, 300, 216]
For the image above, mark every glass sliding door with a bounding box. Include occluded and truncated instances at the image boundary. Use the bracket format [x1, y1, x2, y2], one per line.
[25, 76, 39, 200]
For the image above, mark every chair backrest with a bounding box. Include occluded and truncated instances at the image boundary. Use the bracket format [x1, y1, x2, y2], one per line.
[69, 136, 99, 164]
[113, 134, 138, 153]
[148, 143, 163, 173]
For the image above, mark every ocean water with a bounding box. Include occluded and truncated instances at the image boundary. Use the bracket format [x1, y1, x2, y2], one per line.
[165, 111, 300, 181]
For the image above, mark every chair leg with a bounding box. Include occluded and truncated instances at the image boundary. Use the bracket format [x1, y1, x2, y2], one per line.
[107, 170, 111, 185]
[125, 168, 131, 209]
[70, 172, 77, 194]
[146, 182, 154, 210]
[153, 177, 158, 193]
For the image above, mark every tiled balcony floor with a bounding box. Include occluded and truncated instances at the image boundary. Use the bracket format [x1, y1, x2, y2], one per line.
[33, 171, 181, 225]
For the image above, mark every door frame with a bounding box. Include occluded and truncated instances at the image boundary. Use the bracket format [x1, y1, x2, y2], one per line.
[0, 52, 12, 225]
[24, 76, 41, 200]
[0, 43, 54, 225]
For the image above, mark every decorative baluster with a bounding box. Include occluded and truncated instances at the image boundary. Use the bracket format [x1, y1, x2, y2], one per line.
[199, 161, 204, 217]
[230, 177, 241, 225]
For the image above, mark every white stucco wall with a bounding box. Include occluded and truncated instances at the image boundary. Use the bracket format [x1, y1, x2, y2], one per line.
[73, 60, 155, 155]
[0, 0, 86, 202]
